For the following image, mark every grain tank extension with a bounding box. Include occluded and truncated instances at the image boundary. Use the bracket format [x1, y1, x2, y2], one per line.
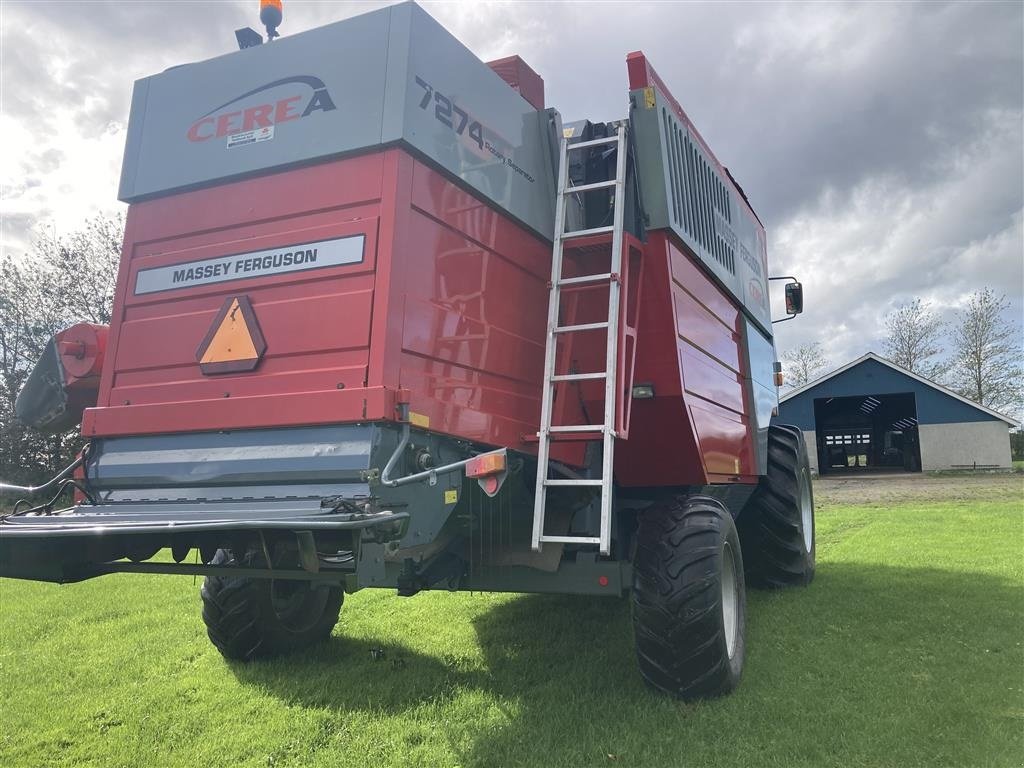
[1, 2, 813, 699]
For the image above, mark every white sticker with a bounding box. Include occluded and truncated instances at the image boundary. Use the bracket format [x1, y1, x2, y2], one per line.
[134, 235, 365, 295]
[226, 125, 274, 149]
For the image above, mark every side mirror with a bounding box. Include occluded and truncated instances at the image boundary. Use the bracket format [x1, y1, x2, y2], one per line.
[784, 281, 803, 316]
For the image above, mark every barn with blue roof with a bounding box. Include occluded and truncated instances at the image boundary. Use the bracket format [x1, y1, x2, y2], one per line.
[778, 352, 1018, 474]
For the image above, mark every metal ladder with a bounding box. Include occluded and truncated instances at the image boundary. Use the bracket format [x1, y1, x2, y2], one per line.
[531, 125, 628, 556]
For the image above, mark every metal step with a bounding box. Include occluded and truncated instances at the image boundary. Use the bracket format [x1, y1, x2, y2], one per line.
[538, 535, 602, 545]
[557, 273, 614, 287]
[564, 179, 616, 194]
[550, 372, 606, 382]
[532, 125, 628, 557]
[567, 135, 619, 150]
[553, 321, 609, 334]
[563, 225, 614, 239]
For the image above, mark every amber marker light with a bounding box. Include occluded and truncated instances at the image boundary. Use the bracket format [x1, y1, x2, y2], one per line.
[260, 0, 283, 39]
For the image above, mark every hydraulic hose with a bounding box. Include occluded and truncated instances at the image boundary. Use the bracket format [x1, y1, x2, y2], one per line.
[0, 454, 86, 497]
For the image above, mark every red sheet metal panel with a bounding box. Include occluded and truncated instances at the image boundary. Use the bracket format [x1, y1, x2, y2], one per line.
[82, 142, 753, 488]
[394, 158, 553, 449]
[486, 55, 545, 110]
[84, 148, 561, 451]
[85, 154, 392, 437]
[615, 231, 756, 486]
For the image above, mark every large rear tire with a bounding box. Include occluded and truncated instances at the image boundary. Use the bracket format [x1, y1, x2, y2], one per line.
[738, 424, 816, 588]
[632, 495, 746, 699]
[200, 548, 344, 661]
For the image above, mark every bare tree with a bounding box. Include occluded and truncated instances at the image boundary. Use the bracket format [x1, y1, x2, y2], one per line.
[883, 298, 945, 379]
[948, 288, 1022, 417]
[0, 213, 123, 487]
[781, 341, 830, 388]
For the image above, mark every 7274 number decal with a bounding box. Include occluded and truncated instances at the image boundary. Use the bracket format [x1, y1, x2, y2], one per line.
[415, 76, 484, 150]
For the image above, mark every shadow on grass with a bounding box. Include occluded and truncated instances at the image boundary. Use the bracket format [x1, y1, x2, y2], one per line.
[232, 563, 1022, 767]
[227, 633, 495, 714]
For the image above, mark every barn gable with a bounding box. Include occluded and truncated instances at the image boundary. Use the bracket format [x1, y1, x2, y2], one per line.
[777, 353, 1017, 473]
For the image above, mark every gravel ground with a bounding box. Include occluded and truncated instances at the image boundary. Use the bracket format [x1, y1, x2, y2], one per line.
[813, 470, 1023, 507]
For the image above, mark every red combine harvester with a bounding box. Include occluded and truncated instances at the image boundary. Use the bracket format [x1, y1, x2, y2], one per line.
[1, 2, 812, 699]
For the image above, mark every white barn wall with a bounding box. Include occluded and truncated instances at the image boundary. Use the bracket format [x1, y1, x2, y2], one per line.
[918, 422, 1012, 470]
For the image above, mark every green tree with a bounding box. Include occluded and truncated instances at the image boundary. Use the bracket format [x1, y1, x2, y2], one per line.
[781, 341, 830, 389]
[0, 213, 123, 489]
[948, 288, 1022, 419]
[883, 298, 945, 379]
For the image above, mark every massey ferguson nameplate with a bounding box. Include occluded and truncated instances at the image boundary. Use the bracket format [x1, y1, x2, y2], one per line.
[134, 235, 365, 294]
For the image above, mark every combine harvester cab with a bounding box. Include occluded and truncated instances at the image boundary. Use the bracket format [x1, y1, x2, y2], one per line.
[2, 2, 813, 699]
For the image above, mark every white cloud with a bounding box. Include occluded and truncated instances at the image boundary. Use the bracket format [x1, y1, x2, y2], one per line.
[1, 0, 1021, 368]
[772, 107, 1023, 363]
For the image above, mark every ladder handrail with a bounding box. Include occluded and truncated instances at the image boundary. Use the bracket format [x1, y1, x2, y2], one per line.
[532, 126, 628, 556]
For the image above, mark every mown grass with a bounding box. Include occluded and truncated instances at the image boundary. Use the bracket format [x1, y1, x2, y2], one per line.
[1, 484, 1021, 767]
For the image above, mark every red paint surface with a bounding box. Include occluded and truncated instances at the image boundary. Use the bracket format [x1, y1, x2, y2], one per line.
[615, 231, 756, 486]
[57, 323, 107, 383]
[83, 145, 754, 486]
[486, 55, 545, 110]
[83, 150, 566, 457]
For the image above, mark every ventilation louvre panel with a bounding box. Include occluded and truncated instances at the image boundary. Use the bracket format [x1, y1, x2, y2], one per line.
[661, 107, 735, 276]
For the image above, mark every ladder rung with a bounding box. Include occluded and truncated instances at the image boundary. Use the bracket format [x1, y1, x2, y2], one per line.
[543, 479, 603, 487]
[548, 424, 606, 433]
[544, 432, 610, 442]
[550, 372, 606, 382]
[567, 136, 619, 150]
[564, 179, 616, 194]
[553, 322, 609, 334]
[557, 273, 613, 287]
[563, 225, 614, 239]
[539, 535, 602, 545]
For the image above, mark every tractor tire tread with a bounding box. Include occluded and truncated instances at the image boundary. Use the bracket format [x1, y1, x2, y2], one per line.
[632, 495, 745, 700]
[737, 424, 816, 589]
[200, 548, 343, 662]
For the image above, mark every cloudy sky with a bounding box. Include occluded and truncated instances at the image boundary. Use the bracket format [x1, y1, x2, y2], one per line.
[1, 0, 1021, 367]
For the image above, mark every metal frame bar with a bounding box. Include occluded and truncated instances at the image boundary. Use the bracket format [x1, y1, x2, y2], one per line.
[92, 561, 352, 582]
[0, 511, 409, 538]
[380, 417, 506, 489]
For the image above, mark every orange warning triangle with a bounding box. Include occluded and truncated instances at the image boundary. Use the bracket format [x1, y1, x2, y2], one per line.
[196, 295, 266, 374]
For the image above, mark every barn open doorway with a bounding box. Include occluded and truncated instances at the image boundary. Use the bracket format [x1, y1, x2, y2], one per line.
[813, 392, 922, 474]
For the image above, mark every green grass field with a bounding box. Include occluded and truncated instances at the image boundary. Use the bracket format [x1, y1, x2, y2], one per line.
[1, 481, 1022, 768]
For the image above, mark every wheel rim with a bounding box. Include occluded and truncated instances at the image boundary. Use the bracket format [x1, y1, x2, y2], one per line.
[270, 580, 330, 633]
[799, 467, 814, 553]
[721, 541, 739, 659]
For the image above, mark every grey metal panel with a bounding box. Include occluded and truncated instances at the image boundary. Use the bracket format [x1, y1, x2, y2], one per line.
[742, 317, 779, 475]
[117, 78, 149, 200]
[120, 10, 390, 201]
[117, 2, 557, 239]
[392, 3, 556, 238]
[102, 484, 371, 504]
[88, 425, 374, 491]
[631, 86, 773, 335]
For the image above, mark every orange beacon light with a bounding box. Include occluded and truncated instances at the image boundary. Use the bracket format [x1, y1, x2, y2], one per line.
[260, 0, 282, 39]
